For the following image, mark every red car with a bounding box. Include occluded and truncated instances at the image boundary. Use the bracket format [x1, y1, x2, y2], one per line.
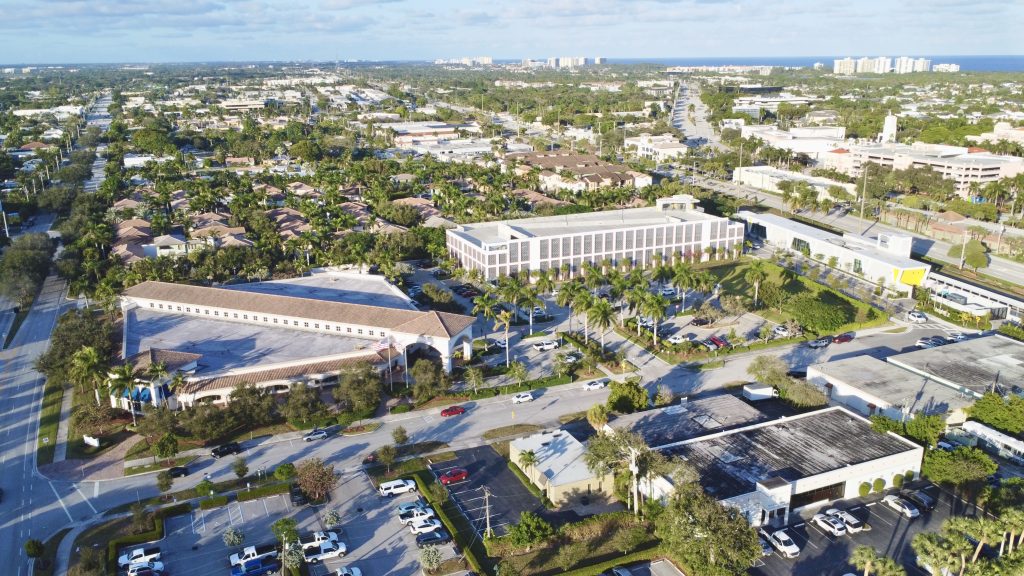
[440, 405, 466, 417]
[439, 468, 469, 485]
[834, 332, 855, 344]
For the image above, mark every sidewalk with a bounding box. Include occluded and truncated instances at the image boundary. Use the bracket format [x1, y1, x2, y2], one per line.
[40, 434, 146, 482]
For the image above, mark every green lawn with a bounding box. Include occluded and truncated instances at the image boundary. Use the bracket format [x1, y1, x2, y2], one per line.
[36, 379, 66, 465]
[32, 527, 71, 576]
[124, 456, 194, 477]
[482, 424, 542, 440]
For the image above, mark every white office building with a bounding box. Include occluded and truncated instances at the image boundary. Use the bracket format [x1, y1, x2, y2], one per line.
[446, 195, 744, 280]
[833, 58, 856, 75]
[735, 211, 930, 295]
[732, 166, 856, 200]
[624, 133, 689, 162]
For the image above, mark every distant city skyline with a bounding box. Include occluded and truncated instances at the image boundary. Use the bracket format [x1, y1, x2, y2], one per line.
[0, 0, 1021, 65]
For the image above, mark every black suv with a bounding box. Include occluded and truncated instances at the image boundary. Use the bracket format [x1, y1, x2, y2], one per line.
[416, 529, 452, 548]
[290, 484, 308, 506]
[210, 442, 241, 459]
[901, 488, 936, 511]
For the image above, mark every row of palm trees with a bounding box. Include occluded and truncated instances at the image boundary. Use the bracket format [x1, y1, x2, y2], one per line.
[471, 256, 754, 359]
[908, 512, 1024, 576]
[68, 348, 186, 426]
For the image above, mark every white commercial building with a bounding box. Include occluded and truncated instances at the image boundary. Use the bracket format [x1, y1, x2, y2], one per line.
[735, 210, 930, 295]
[647, 407, 923, 527]
[968, 122, 1024, 146]
[732, 166, 856, 200]
[833, 58, 856, 75]
[820, 142, 1024, 198]
[739, 125, 848, 161]
[624, 133, 689, 162]
[408, 138, 493, 162]
[447, 195, 744, 280]
[807, 356, 974, 426]
[932, 63, 960, 73]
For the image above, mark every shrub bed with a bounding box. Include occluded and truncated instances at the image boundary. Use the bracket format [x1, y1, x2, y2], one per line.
[106, 503, 191, 573]
[237, 483, 289, 502]
[199, 496, 230, 510]
[507, 462, 554, 508]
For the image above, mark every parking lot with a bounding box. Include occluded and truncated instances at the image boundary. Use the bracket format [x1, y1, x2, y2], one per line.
[430, 446, 574, 538]
[150, 471, 429, 576]
[752, 483, 988, 576]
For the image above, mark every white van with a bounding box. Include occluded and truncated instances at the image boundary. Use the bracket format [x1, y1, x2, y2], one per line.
[378, 479, 417, 497]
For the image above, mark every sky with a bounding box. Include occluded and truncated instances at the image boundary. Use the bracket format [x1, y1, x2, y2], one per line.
[0, 0, 1022, 64]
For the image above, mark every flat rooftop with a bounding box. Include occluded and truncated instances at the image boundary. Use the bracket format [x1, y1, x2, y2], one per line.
[125, 308, 365, 375]
[662, 407, 918, 500]
[809, 356, 974, 415]
[226, 270, 415, 310]
[609, 394, 770, 449]
[736, 210, 926, 271]
[510, 430, 593, 487]
[451, 201, 724, 247]
[886, 335, 1024, 396]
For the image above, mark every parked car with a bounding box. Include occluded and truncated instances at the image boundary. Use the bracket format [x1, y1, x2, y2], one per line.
[882, 495, 920, 518]
[231, 558, 281, 576]
[825, 508, 864, 533]
[290, 484, 308, 506]
[493, 339, 509, 349]
[582, 379, 610, 391]
[834, 332, 855, 344]
[229, 543, 279, 567]
[916, 337, 941, 349]
[299, 531, 341, 551]
[335, 568, 363, 576]
[808, 336, 833, 349]
[667, 333, 692, 345]
[946, 332, 965, 342]
[902, 489, 937, 511]
[409, 518, 443, 534]
[762, 528, 800, 558]
[562, 351, 583, 364]
[378, 479, 418, 497]
[398, 507, 436, 525]
[786, 369, 807, 379]
[167, 466, 189, 478]
[907, 310, 928, 323]
[303, 428, 329, 442]
[701, 339, 719, 351]
[532, 340, 560, 351]
[709, 336, 729, 348]
[773, 325, 791, 338]
[440, 405, 466, 417]
[758, 536, 775, 557]
[690, 317, 712, 327]
[211, 442, 242, 458]
[812, 513, 847, 536]
[512, 392, 534, 404]
[439, 468, 468, 485]
[609, 567, 634, 576]
[661, 287, 677, 297]
[395, 499, 428, 515]
[303, 541, 346, 563]
[416, 529, 453, 548]
[118, 547, 161, 568]
[127, 562, 164, 576]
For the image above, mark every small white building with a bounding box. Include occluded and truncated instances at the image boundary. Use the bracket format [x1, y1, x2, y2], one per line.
[509, 430, 615, 507]
[732, 166, 856, 201]
[624, 133, 689, 163]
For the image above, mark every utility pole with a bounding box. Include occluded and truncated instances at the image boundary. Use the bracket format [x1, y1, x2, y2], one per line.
[483, 486, 493, 538]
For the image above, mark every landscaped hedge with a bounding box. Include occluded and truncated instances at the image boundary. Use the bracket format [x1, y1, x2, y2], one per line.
[557, 547, 663, 576]
[237, 482, 290, 502]
[199, 495, 230, 509]
[106, 503, 192, 573]
[390, 404, 412, 414]
[409, 470, 488, 574]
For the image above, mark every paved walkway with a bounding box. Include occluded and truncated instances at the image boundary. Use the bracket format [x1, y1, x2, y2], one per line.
[51, 383, 75, 463]
[0, 307, 15, 349]
[40, 433, 145, 482]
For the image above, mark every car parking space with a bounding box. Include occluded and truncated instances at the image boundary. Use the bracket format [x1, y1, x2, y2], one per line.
[752, 484, 985, 576]
[154, 472, 427, 576]
[430, 446, 556, 538]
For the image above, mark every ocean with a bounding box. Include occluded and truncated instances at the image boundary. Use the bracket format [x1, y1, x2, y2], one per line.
[608, 55, 1024, 73]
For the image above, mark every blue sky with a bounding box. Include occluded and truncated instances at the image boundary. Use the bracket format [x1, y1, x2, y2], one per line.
[0, 0, 1021, 64]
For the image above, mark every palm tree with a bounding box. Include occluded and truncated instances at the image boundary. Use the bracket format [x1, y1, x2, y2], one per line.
[473, 291, 499, 323]
[508, 360, 528, 391]
[520, 285, 544, 336]
[625, 285, 649, 337]
[949, 516, 1003, 564]
[572, 290, 594, 344]
[532, 269, 554, 296]
[167, 372, 188, 411]
[912, 533, 964, 576]
[851, 546, 880, 576]
[587, 298, 616, 355]
[493, 309, 514, 368]
[672, 263, 695, 312]
[556, 281, 584, 334]
[498, 275, 525, 322]
[693, 271, 717, 301]
[517, 449, 538, 477]
[465, 366, 484, 394]
[642, 294, 669, 347]
[108, 363, 141, 426]
[70, 346, 106, 406]
[744, 260, 769, 308]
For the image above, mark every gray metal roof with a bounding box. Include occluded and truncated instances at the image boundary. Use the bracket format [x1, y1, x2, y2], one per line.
[886, 335, 1024, 396]
[609, 394, 769, 449]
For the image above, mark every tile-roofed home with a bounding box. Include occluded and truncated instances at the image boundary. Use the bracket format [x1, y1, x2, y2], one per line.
[113, 242, 146, 264]
[287, 182, 321, 199]
[511, 189, 569, 208]
[20, 141, 52, 150]
[112, 197, 143, 211]
[192, 212, 229, 228]
[393, 197, 442, 219]
[938, 211, 966, 223]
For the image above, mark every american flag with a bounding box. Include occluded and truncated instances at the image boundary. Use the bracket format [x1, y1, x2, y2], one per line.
[373, 336, 392, 352]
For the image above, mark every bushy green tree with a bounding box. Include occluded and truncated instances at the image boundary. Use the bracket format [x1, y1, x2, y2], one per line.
[606, 378, 648, 413]
[274, 463, 296, 481]
[506, 512, 554, 550]
[969, 393, 1024, 435]
[789, 292, 851, 333]
[922, 446, 997, 487]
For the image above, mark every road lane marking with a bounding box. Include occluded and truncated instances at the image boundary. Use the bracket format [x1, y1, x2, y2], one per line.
[75, 483, 98, 514]
[48, 481, 73, 522]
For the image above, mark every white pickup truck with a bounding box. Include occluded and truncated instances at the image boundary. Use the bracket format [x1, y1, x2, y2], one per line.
[302, 540, 347, 564]
[229, 543, 279, 567]
[117, 547, 161, 568]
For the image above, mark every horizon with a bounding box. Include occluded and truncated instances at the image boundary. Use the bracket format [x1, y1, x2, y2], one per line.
[1, 0, 1021, 65]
